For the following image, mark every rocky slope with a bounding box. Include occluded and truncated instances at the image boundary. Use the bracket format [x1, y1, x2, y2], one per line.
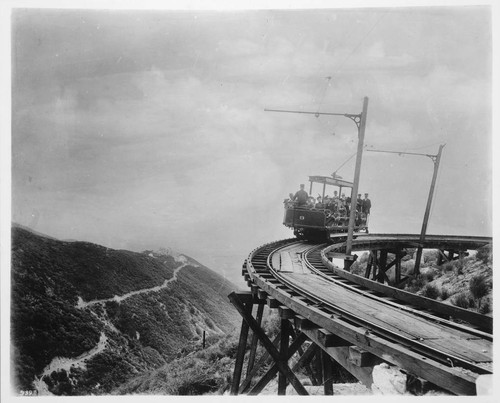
[10, 224, 240, 395]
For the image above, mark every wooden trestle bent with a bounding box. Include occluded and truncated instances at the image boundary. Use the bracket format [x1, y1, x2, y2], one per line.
[230, 236, 492, 396]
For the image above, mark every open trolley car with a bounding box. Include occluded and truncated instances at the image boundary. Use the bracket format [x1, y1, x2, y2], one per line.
[283, 175, 369, 241]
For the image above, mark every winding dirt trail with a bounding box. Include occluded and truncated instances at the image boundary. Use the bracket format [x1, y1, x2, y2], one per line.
[77, 255, 191, 308]
[33, 333, 108, 395]
[34, 255, 193, 394]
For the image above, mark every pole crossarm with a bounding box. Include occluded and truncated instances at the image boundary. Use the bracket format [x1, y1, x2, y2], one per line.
[366, 145, 446, 274]
[366, 148, 444, 163]
[264, 97, 369, 261]
[264, 108, 362, 129]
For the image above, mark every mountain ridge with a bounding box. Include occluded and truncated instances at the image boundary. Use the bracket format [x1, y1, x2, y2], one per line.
[10, 225, 240, 395]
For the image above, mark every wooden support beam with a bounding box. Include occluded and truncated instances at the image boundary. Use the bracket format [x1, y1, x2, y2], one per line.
[238, 331, 281, 394]
[378, 250, 388, 283]
[348, 345, 383, 367]
[406, 374, 433, 395]
[247, 331, 308, 395]
[321, 350, 334, 395]
[257, 289, 268, 300]
[230, 296, 253, 395]
[246, 303, 265, 376]
[289, 326, 319, 387]
[279, 305, 295, 319]
[294, 315, 317, 330]
[229, 292, 308, 396]
[292, 342, 319, 386]
[278, 319, 290, 395]
[267, 297, 280, 308]
[248, 365, 279, 395]
[231, 290, 253, 304]
[395, 251, 402, 285]
[365, 251, 373, 279]
[437, 249, 444, 266]
[318, 328, 352, 348]
[301, 328, 376, 388]
[231, 290, 266, 305]
[384, 253, 400, 272]
[370, 250, 379, 281]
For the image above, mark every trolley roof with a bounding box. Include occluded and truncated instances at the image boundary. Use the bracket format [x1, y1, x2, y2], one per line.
[308, 175, 354, 188]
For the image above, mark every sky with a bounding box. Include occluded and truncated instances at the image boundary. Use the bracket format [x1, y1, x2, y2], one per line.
[4, 2, 495, 289]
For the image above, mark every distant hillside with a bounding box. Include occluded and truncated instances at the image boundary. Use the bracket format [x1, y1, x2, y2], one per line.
[11, 225, 240, 395]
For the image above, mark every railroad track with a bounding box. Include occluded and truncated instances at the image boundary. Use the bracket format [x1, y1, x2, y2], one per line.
[242, 235, 492, 395]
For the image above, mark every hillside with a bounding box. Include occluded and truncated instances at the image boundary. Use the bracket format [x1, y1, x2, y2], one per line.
[10, 224, 240, 395]
[349, 245, 493, 315]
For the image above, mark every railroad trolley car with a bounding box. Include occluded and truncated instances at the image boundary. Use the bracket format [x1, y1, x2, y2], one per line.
[283, 175, 368, 241]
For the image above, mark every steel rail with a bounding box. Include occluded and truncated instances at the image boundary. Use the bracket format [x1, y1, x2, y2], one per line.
[321, 236, 492, 332]
[246, 245, 481, 395]
[302, 246, 492, 341]
[243, 237, 493, 394]
[262, 242, 491, 376]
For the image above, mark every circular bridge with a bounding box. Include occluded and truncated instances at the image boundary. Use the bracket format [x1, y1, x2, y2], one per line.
[229, 233, 492, 396]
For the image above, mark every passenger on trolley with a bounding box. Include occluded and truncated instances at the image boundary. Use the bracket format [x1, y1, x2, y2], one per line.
[293, 184, 308, 206]
[363, 193, 372, 224]
[356, 194, 363, 212]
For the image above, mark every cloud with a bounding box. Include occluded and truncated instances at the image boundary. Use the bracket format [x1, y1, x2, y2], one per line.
[11, 6, 492, 275]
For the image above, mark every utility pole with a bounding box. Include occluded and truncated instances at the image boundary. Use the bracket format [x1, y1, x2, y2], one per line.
[265, 97, 369, 271]
[345, 97, 369, 267]
[413, 144, 445, 274]
[367, 144, 446, 275]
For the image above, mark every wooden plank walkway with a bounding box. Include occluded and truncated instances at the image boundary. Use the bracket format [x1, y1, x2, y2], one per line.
[281, 272, 491, 365]
[276, 244, 313, 274]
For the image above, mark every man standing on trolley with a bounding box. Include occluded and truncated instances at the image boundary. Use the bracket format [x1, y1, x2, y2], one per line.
[362, 193, 372, 224]
[293, 184, 308, 206]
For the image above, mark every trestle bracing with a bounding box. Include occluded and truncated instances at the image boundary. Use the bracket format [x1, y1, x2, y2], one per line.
[228, 292, 308, 395]
[278, 319, 290, 394]
[321, 350, 334, 395]
[289, 326, 319, 386]
[365, 248, 406, 286]
[230, 296, 252, 395]
[246, 303, 264, 375]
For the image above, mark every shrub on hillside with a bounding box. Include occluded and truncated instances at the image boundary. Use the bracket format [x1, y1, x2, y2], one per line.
[262, 311, 280, 339]
[476, 245, 492, 265]
[479, 298, 491, 315]
[422, 270, 435, 282]
[451, 292, 475, 309]
[440, 287, 453, 301]
[469, 275, 490, 300]
[421, 284, 440, 300]
[440, 258, 465, 275]
[423, 250, 439, 265]
[405, 275, 427, 293]
[441, 261, 455, 273]
[469, 275, 490, 310]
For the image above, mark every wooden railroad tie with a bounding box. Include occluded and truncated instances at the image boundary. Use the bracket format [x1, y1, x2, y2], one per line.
[267, 297, 280, 309]
[278, 305, 295, 319]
